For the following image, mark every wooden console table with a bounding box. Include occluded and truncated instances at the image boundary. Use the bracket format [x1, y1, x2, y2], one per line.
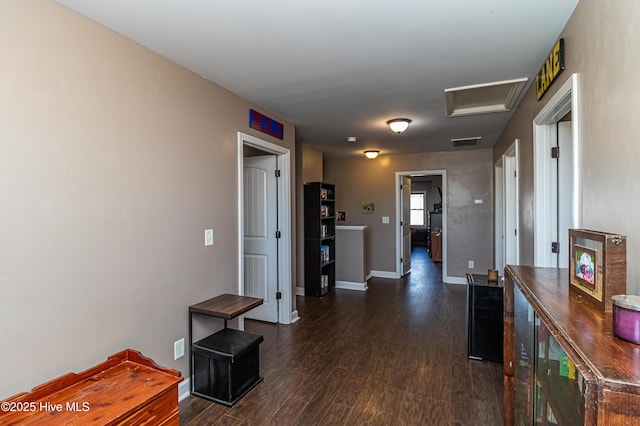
[504, 265, 640, 425]
[0, 349, 181, 425]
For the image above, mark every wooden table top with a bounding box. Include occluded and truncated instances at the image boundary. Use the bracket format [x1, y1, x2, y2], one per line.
[506, 265, 640, 389]
[0, 349, 181, 425]
[189, 293, 263, 319]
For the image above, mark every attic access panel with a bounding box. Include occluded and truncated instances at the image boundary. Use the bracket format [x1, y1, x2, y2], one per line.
[445, 78, 528, 117]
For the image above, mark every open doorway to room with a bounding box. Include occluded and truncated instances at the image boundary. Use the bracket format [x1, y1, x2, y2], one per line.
[396, 170, 447, 280]
[494, 140, 520, 273]
[237, 132, 294, 325]
[533, 73, 580, 267]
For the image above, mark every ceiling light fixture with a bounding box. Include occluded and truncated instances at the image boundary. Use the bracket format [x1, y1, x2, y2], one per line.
[386, 118, 412, 133]
[364, 150, 379, 159]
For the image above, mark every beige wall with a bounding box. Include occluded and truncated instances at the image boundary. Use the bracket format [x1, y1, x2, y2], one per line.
[494, 0, 640, 293]
[295, 143, 324, 290]
[0, 1, 295, 398]
[324, 149, 493, 280]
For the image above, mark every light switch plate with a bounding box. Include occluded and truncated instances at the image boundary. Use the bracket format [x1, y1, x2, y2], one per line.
[205, 229, 214, 246]
[174, 338, 185, 360]
[382, 216, 390, 224]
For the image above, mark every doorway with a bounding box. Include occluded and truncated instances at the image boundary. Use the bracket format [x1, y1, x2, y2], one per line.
[533, 74, 580, 267]
[237, 132, 294, 325]
[395, 170, 447, 281]
[495, 140, 520, 272]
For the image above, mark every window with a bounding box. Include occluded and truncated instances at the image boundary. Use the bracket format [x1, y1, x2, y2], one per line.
[410, 192, 426, 226]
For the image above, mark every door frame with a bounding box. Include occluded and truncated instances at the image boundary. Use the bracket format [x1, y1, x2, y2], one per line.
[533, 73, 581, 267]
[395, 170, 447, 280]
[494, 157, 504, 272]
[237, 132, 294, 325]
[503, 140, 520, 266]
[400, 175, 412, 276]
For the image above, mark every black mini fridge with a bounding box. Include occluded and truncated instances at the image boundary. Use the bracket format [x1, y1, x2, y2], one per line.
[466, 273, 503, 362]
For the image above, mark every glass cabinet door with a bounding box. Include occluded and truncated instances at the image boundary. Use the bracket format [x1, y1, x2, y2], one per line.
[514, 286, 536, 426]
[534, 321, 585, 425]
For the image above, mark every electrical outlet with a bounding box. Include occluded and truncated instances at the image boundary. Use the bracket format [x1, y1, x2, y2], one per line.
[468, 260, 474, 269]
[174, 338, 185, 360]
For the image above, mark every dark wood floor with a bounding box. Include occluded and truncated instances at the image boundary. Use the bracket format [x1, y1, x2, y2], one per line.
[179, 247, 503, 425]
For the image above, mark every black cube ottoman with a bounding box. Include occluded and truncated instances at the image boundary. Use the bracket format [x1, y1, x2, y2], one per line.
[192, 328, 263, 406]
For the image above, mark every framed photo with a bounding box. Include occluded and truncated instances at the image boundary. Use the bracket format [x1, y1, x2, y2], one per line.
[572, 245, 597, 292]
[568, 229, 627, 313]
[361, 202, 375, 214]
[337, 211, 346, 222]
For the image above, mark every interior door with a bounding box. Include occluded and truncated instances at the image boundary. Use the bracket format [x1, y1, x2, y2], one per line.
[401, 176, 412, 275]
[243, 155, 278, 322]
[557, 121, 573, 268]
[504, 141, 519, 266]
[494, 158, 505, 273]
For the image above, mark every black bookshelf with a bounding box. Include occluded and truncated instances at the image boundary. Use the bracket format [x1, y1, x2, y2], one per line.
[304, 182, 336, 297]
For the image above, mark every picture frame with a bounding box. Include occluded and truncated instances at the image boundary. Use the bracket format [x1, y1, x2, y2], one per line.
[361, 202, 375, 214]
[572, 245, 597, 292]
[337, 211, 346, 222]
[568, 229, 627, 313]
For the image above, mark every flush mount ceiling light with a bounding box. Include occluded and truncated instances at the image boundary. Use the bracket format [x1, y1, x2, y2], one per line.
[386, 118, 412, 133]
[347, 136, 357, 142]
[364, 150, 379, 159]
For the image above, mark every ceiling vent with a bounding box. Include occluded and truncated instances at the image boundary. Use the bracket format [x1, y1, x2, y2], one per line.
[451, 137, 482, 148]
[444, 78, 528, 117]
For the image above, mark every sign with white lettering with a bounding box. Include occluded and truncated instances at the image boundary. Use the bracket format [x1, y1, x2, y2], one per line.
[536, 38, 565, 101]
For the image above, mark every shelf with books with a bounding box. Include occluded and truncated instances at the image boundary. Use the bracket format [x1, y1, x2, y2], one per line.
[304, 182, 336, 297]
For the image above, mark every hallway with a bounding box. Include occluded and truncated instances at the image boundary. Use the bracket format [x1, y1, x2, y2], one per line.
[180, 247, 503, 425]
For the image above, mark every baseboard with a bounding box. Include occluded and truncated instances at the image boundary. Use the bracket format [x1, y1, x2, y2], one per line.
[444, 276, 467, 285]
[290, 309, 300, 323]
[335, 280, 368, 291]
[365, 272, 373, 281]
[295, 286, 305, 296]
[178, 378, 191, 402]
[370, 270, 398, 279]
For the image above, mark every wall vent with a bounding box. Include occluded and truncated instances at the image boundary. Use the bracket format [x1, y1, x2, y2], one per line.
[451, 137, 482, 148]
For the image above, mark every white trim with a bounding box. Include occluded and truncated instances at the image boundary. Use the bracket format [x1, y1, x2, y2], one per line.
[335, 225, 368, 231]
[289, 310, 300, 323]
[504, 140, 520, 266]
[395, 170, 447, 280]
[494, 156, 505, 272]
[533, 73, 581, 267]
[237, 132, 293, 325]
[370, 270, 397, 279]
[295, 286, 305, 296]
[365, 272, 373, 281]
[336, 280, 369, 291]
[178, 378, 191, 402]
[444, 276, 467, 285]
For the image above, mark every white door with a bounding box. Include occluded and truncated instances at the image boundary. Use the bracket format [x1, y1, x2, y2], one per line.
[494, 158, 505, 273]
[243, 155, 278, 322]
[555, 121, 573, 268]
[401, 176, 412, 275]
[504, 141, 519, 266]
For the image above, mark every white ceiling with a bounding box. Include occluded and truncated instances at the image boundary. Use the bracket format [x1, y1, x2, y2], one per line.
[55, 0, 579, 158]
